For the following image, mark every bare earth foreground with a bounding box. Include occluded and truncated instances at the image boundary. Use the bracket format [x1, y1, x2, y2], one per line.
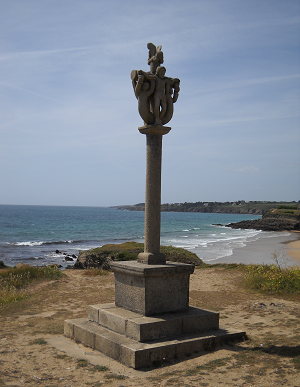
[1, 258, 300, 387]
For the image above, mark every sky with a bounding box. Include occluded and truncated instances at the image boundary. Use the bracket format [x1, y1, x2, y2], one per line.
[0, 0, 299, 207]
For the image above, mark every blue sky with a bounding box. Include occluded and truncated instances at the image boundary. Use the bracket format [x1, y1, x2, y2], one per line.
[0, 0, 299, 206]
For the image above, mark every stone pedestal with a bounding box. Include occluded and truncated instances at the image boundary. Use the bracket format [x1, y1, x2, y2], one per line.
[64, 261, 246, 368]
[111, 261, 194, 316]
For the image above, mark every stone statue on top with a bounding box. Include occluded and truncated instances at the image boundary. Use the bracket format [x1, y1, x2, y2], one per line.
[131, 43, 180, 127]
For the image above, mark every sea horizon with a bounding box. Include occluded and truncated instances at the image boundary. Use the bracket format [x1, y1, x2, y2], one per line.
[0, 204, 295, 268]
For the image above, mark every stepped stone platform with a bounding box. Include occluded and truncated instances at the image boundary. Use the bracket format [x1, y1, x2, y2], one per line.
[64, 306, 246, 369]
[64, 261, 246, 368]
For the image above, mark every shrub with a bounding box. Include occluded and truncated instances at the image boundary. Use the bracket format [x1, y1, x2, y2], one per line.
[0, 261, 6, 269]
[77, 241, 203, 269]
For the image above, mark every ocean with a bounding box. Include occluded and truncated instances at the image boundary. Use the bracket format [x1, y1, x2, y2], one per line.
[0, 205, 290, 268]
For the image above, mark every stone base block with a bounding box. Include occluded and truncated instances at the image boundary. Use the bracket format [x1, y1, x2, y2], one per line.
[110, 261, 194, 316]
[64, 317, 246, 369]
[137, 252, 166, 265]
[88, 303, 219, 342]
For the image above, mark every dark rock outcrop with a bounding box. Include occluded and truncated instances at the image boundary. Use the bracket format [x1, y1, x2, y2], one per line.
[74, 250, 112, 270]
[227, 217, 299, 232]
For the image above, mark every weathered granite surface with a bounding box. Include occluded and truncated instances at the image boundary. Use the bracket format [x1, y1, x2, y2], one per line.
[110, 260, 194, 316]
[88, 303, 219, 342]
[64, 317, 246, 369]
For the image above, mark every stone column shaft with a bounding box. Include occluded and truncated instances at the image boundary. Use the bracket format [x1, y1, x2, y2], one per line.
[144, 133, 162, 255]
[138, 125, 171, 264]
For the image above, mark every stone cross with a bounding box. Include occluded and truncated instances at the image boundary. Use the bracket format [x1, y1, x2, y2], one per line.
[64, 45, 245, 369]
[131, 43, 180, 264]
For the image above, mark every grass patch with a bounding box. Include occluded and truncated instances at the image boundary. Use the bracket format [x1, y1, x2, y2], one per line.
[29, 338, 47, 345]
[82, 268, 108, 277]
[0, 265, 64, 285]
[77, 358, 89, 368]
[104, 373, 126, 380]
[244, 262, 300, 294]
[292, 357, 300, 370]
[197, 357, 232, 371]
[55, 354, 70, 360]
[92, 365, 109, 372]
[0, 266, 64, 306]
[196, 263, 246, 270]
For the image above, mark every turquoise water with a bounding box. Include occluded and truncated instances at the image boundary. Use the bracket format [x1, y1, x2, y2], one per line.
[0, 205, 287, 267]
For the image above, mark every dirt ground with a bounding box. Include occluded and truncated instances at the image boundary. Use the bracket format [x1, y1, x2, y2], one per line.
[0, 267, 299, 387]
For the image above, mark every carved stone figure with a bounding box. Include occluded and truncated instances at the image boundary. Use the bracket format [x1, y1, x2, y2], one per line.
[131, 43, 180, 126]
[147, 43, 164, 74]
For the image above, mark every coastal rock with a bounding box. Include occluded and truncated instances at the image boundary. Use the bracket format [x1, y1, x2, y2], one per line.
[74, 250, 112, 270]
[227, 217, 299, 232]
[64, 256, 74, 262]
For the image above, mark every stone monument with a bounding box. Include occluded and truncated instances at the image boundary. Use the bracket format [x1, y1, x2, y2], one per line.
[64, 43, 246, 369]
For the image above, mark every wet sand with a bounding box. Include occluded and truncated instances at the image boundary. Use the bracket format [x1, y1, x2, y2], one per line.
[211, 232, 300, 267]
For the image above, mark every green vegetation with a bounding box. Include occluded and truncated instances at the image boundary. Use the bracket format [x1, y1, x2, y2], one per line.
[196, 254, 300, 295]
[0, 261, 6, 269]
[82, 268, 109, 276]
[277, 205, 298, 210]
[78, 241, 203, 267]
[244, 252, 300, 294]
[76, 358, 89, 368]
[104, 373, 126, 380]
[116, 201, 299, 215]
[265, 207, 300, 219]
[29, 338, 47, 345]
[55, 354, 70, 360]
[0, 265, 64, 307]
[92, 365, 109, 372]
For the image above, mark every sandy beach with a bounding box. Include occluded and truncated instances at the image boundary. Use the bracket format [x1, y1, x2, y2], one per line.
[212, 231, 300, 267]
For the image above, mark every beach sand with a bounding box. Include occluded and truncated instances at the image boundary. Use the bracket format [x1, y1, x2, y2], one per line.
[211, 231, 300, 267]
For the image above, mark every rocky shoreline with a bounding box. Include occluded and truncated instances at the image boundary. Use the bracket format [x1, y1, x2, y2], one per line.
[226, 216, 300, 232]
